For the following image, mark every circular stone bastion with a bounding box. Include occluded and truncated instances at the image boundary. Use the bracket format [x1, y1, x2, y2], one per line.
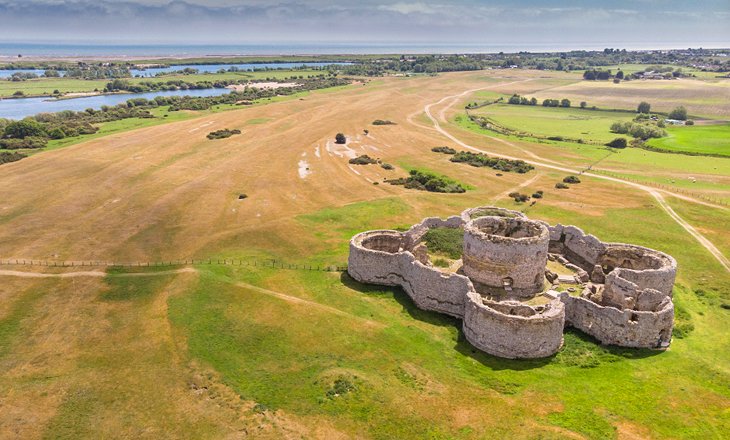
[462, 216, 549, 297]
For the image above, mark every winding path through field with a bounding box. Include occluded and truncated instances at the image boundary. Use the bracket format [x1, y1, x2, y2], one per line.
[422, 87, 730, 273]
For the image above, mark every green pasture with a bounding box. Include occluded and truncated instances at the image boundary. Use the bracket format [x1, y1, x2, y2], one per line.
[647, 123, 730, 157]
[162, 196, 730, 439]
[471, 103, 635, 143]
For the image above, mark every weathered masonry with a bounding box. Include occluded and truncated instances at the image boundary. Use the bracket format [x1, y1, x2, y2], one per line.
[347, 206, 676, 359]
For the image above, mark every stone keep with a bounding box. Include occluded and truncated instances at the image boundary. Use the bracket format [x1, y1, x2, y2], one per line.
[463, 217, 549, 297]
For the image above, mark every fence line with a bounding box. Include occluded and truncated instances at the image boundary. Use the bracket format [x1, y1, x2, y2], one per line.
[0, 258, 348, 273]
[588, 170, 729, 206]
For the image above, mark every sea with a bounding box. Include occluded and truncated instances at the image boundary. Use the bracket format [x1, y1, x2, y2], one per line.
[2, 42, 723, 58]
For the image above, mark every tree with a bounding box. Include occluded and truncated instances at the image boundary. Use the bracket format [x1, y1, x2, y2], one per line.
[637, 102, 651, 114]
[668, 106, 687, 120]
[335, 133, 346, 144]
[3, 119, 45, 139]
[529, 97, 538, 106]
[580, 101, 587, 109]
[560, 99, 571, 108]
[606, 137, 628, 149]
[616, 70, 624, 79]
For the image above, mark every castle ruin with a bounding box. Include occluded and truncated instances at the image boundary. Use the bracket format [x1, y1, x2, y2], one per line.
[347, 206, 676, 359]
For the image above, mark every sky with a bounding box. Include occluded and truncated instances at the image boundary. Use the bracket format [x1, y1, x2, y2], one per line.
[0, 0, 728, 49]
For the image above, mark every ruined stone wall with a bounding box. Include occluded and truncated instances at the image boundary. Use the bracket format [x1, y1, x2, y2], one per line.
[463, 292, 565, 359]
[601, 244, 677, 297]
[463, 217, 549, 296]
[460, 206, 525, 222]
[548, 224, 605, 271]
[348, 230, 471, 318]
[561, 292, 674, 348]
[347, 207, 677, 358]
[349, 228, 566, 357]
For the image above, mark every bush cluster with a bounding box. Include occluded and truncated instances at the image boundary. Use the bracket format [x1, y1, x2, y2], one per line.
[348, 154, 378, 165]
[431, 146, 456, 154]
[555, 182, 570, 189]
[0, 106, 156, 150]
[206, 129, 241, 140]
[610, 121, 667, 139]
[563, 175, 581, 184]
[450, 151, 534, 173]
[606, 137, 628, 149]
[0, 151, 26, 165]
[508, 192, 530, 203]
[372, 119, 396, 125]
[386, 169, 466, 193]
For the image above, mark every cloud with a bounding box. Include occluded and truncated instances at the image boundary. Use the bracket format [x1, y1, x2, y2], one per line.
[377, 2, 439, 14]
[0, 0, 727, 47]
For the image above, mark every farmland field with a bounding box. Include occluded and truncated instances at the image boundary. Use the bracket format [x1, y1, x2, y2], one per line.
[470, 103, 636, 143]
[647, 123, 730, 157]
[0, 68, 728, 439]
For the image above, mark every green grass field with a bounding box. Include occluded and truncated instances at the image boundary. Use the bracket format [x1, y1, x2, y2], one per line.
[472, 103, 635, 144]
[647, 124, 730, 157]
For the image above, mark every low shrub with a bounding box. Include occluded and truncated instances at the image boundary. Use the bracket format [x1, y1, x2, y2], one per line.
[372, 119, 396, 125]
[386, 169, 466, 193]
[0, 151, 27, 165]
[563, 175, 581, 184]
[433, 258, 450, 268]
[508, 192, 530, 203]
[450, 151, 534, 173]
[555, 182, 570, 189]
[207, 129, 241, 140]
[0, 136, 48, 149]
[349, 155, 378, 165]
[532, 191, 543, 199]
[326, 377, 356, 399]
[381, 163, 394, 170]
[431, 146, 456, 154]
[606, 137, 628, 149]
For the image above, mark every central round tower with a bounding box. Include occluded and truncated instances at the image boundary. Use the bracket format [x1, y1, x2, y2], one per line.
[462, 216, 549, 297]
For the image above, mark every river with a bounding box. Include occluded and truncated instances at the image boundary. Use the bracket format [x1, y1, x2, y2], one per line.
[0, 88, 232, 120]
[0, 62, 350, 78]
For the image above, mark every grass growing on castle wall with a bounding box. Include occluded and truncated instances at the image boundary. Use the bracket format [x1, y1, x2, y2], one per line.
[423, 227, 464, 259]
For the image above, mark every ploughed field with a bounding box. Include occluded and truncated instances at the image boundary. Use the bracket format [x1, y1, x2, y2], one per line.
[0, 69, 729, 439]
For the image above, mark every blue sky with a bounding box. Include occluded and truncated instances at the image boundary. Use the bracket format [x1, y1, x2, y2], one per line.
[0, 0, 728, 48]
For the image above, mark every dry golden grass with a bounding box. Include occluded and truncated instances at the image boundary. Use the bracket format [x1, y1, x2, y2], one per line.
[533, 78, 730, 118]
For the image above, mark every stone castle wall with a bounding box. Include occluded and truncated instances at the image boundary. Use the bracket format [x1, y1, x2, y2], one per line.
[463, 217, 549, 296]
[463, 292, 565, 359]
[347, 208, 677, 359]
[348, 230, 471, 318]
[561, 292, 674, 347]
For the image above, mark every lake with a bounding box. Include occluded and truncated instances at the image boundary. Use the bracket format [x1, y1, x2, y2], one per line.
[0, 88, 232, 120]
